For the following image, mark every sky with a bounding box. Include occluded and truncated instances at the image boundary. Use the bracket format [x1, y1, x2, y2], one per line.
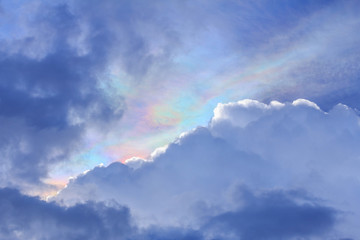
[1, 0, 360, 239]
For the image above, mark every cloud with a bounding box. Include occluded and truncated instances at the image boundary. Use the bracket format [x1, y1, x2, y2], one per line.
[0, 1, 125, 191]
[0, 117, 82, 191]
[0, 188, 133, 240]
[1, 1, 360, 237]
[0, 186, 337, 240]
[204, 187, 336, 240]
[54, 99, 360, 239]
[1, 0, 360, 193]
[0, 187, 209, 240]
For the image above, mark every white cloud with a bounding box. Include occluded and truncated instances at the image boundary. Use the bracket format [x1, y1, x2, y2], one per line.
[211, 99, 269, 128]
[54, 99, 360, 239]
[124, 157, 147, 170]
[292, 98, 321, 110]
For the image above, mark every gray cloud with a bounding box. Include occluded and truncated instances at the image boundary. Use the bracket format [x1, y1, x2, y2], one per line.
[0, 188, 133, 240]
[0, 186, 338, 240]
[0, 187, 208, 240]
[0, 2, 124, 191]
[204, 187, 336, 240]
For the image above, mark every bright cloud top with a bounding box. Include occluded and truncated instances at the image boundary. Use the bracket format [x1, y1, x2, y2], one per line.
[52, 99, 360, 239]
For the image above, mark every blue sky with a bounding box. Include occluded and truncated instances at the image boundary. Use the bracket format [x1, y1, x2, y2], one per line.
[0, 0, 360, 239]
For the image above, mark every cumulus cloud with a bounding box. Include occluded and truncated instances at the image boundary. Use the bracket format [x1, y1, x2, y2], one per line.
[1, 0, 360, 237]
[54, 99, 360, 239]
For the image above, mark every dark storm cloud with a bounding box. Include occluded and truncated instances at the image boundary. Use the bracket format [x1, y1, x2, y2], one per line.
[205, 188, 337, 240]
[0, 2, 123, 190]
[0, 188, 133, 240]
[0, 3, 121, 128]
[0, 187, 339, 240]
[0, 187, 207, 240]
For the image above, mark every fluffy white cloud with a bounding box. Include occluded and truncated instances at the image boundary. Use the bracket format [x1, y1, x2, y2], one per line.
[54, 99, 360, 239]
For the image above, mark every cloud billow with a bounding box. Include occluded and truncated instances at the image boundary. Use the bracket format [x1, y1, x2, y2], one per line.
[54, 99, 360, 239]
